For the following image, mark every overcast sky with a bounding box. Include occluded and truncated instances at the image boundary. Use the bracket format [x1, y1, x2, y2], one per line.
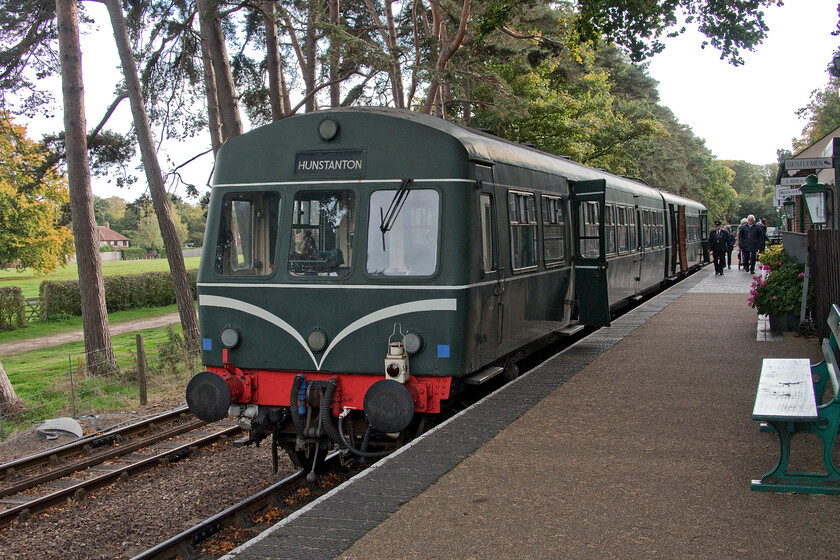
[646, 0, 839, 166]
[20, 1, 840, 201]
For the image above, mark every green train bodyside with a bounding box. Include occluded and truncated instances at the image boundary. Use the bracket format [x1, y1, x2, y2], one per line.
[189, 108, 706, 459]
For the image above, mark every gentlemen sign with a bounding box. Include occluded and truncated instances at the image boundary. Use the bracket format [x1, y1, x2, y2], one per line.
[295, 151, 365, 176]
[784, 157, 833, 170]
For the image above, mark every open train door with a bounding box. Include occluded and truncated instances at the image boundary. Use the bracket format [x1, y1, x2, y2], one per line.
[573, 179, 611, 327]
[667, 203, 687, 278]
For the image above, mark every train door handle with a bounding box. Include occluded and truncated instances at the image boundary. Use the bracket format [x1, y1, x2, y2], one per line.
[494, 267, 506, 296]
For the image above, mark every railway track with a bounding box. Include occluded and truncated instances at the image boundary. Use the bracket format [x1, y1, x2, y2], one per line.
[0, 407, 242, 529]
[1, 406, 195, 481]
[130, 452, 345, 560]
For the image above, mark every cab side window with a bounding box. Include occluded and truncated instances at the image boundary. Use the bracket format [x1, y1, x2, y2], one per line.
[214, 192, 281, 276]
[480, 193, 497, 273]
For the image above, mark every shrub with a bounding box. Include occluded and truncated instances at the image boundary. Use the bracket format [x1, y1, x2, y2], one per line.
[46, 312, 71, 322]
[40, 270, 199, 316]
[121, 247, 148, 260]
[0, 287, 25, 331]
[757, 244, 789, 273]
[99, 245, 113, 252]
[40, 280, 83, 316]
[749, 246, 813, 316]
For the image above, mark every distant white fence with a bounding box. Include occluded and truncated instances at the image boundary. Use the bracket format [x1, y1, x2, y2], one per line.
[100, 252, 122, 262]
[67, 248, 202, 264]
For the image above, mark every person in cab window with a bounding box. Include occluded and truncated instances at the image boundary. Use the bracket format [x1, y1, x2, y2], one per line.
[300, 230, 320, 260]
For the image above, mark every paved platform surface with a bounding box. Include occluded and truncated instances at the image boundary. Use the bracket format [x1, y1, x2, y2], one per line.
[224, 265, 836, 560]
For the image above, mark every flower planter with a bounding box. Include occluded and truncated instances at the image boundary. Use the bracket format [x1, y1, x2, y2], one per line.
[768, 312, 800, 332]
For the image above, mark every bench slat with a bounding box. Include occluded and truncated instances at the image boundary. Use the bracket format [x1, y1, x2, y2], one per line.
[828, 304, 840, 342]
[823, 337, 840, 396]
[752, 359, 817, 421]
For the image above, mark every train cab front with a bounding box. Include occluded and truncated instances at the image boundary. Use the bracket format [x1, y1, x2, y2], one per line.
[185, 336, 452, 471]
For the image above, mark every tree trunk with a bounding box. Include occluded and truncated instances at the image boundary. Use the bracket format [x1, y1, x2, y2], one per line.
[0, 359, 23, 415]
[329, 0, 340, 108]
[104, 0, 199, 348]
[304, 1, 317, 113]
[463, 74, 471, 126]
[422, 0, 470, 115]
[264, 0, 287, 120]
[199, 29, 223, 155]
[363, 0, 405, 108]
[196, 0, 243, 141]
[56, 0, 116, 374]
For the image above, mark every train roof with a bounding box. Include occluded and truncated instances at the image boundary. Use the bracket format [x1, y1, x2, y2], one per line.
[326, 107, 660, 194]
[658, 189, 706, 211]
[216, 107, 703, 208]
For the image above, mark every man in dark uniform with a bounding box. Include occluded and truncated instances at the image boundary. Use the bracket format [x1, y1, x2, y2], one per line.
[709, 220, 729, 275]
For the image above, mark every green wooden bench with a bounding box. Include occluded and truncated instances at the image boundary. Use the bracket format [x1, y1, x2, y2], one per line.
[751, 303, 840, 494]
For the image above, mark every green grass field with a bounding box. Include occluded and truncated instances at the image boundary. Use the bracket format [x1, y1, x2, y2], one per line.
[0, 257, 202, 436]
[0, 304, 181, 344]
[2, 321, 197, 434]
[0, 256, 202, 298]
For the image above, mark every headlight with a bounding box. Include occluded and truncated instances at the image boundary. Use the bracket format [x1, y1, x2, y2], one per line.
[404, 331, 424, 355]
[307, 328, 328, 352]
[219, 326, 241, 349]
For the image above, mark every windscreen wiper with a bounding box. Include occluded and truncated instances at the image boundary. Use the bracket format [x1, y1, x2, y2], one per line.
[379, 178, 412, 251]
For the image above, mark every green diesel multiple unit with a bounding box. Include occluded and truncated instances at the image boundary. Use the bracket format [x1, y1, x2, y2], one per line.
[186, 107, 707, 468]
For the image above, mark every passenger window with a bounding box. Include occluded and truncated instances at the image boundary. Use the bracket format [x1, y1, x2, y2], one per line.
[541, 195, 565, 266]
[509, 191, 538, 270]
[367, 189, 439, 276]
[480, 194, 497, 272]
[617, 206, 629, 253]
[288, 190, 355, 277]
[604, 205, 616, 255]
[214, 192, 281, 276]
[578, 201, 600, 258]
[657, 211, 665, 247]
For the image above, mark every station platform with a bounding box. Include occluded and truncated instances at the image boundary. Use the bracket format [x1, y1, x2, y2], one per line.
[223, 264, 837, 560]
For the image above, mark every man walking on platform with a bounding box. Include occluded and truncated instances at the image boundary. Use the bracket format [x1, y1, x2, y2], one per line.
[740, 215, 765, 274]
[709, 220, 729, 275]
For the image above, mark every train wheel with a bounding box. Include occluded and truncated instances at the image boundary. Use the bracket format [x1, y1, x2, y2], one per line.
[503, 363, 520, 381]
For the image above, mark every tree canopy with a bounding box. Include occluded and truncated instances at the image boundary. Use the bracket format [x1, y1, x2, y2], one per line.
[575, 0, 783, 66]
[794, 75, 840, 152]
[0, 112, 74, 273]
[0, 0, 799, 223]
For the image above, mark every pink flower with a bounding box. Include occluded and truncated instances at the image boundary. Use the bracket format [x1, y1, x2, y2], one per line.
[798, 273, 805, 278]
[772, 296, 777, 300]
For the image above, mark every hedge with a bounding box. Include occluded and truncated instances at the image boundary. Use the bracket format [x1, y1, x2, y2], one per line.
[121, 247, 149, 260]
[0, 287, 25, 331]
[41, 270, 198, 317]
